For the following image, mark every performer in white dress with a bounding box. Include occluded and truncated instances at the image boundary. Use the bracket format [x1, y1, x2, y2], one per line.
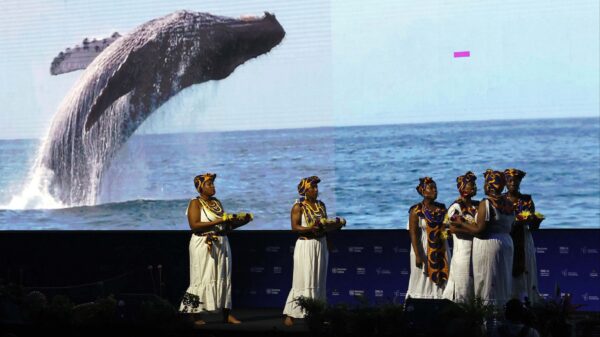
[505, 168, 542, 304]
[406, 177, 450, 299]
[283, 176, 345, 326]
[443, 171, 479, 302]
[179, 173, 251, 326]
[450, 169, 514, 306]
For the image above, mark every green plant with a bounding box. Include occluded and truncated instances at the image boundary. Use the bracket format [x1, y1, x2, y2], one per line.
[530, 287, 583, 337]
[71, 295, 118, 329]
[455, 296, 496, 326]
[293, 296, 404, 337]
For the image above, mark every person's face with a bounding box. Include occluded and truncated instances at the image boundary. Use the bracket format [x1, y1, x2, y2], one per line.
[201, 180, 216, 197]
[422, 182, 437, 200]
[463, 181, 477, 197]
[305, 183, 319, 200]
[506, 176, 521, 193]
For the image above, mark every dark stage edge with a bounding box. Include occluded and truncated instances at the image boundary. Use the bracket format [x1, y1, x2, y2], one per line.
[190, 308, 309, 334]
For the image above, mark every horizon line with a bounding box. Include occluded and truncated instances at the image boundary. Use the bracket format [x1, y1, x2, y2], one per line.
[1, 115, 598, 141]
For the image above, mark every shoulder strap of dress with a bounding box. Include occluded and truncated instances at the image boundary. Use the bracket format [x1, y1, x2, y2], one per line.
[197, 197, 219, 221]
[408, 203, 422, 215]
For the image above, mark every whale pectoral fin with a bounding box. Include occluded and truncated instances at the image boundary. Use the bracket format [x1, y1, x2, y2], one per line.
[85, 71, 134, 131]
[84, 55, 143, 131]
[84, 40, 160, 131]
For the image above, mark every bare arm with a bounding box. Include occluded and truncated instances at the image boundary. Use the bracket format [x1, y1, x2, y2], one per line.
[290, 203, 319, 234]
[187, 199, 224, 233]
[453, 200, 489, 235]
[408, 209, 424, 268]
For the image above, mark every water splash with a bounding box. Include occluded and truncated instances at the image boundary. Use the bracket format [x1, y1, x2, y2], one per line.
[5, 165, 65, 210]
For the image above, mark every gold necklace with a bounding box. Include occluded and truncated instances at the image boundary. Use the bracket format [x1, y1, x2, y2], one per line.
[198, 197, 223, 216]
[302, 199, 326, 226]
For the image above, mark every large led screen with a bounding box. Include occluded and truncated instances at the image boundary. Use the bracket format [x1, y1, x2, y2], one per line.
[0, 0, 598, 229]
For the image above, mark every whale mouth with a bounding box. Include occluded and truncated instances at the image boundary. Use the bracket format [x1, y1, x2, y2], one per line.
[239, 12, 274, 22]
[240, 14, 261, 21]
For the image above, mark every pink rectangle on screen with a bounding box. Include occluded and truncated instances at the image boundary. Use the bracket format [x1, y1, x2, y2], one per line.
[454, 51, 470, 58]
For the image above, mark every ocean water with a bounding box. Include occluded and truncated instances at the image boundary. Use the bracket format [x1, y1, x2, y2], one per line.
[0, 117, 599, 230]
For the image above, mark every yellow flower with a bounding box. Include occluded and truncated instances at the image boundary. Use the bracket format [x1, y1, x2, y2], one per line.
[440, 230, 449, 241]
[534, 211, 545, 219]
[518, 210, 532, 219]
[222, 212, 254, 222]
[222, 212, 232, 221]
[443, 213, 450, 225]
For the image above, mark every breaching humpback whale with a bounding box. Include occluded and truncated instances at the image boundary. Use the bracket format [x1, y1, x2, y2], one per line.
[38, 11, 285, 206]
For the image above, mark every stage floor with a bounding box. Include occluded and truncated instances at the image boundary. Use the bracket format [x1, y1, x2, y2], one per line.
[190, 308, 309, 335]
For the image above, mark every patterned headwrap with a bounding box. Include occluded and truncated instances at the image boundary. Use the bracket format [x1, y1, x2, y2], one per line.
[416, 177, 436, 196]
[483, 169, 505, 195]
[504, 168, 526, 181]
[193, 173, 216, 193]
[456, 171, 477, 197]
[297, 176, 321, 196]
[483, 169, 513, 214]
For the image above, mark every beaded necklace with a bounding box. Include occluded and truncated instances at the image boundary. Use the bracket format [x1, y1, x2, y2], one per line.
[301, 199, 327, 227]
[455, 198, 478, 217]
[197, 197, 224, 217]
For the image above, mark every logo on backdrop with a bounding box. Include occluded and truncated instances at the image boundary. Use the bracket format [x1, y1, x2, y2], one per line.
[348, 246, 364, 253]
[332, 267, 347, 274]
[376, 268, 391, 275]
[265, 246, 280, 253]
[400, 269, 409, 276]
[590, 269, 598, 278]
[356, 267, 366, 275]
[349, 290, 364, 296]
[393, 290, 407, 301]
[581, 246, 599, 254]
[582, 293, 600, 301]
[536, 247, 547, 254]
[273, 266, 282, 274]
[331, 289, 340, 296]
[266, 288, 280, 295]
[373, 246, 384, 254]
[393, 246, 409, 254]
[250, 266, 264, 273]
[375, 290, 384, 297]
[559, 246, 569, 254]
[540, 269, 550, 277]
[561, 269, 579, 277]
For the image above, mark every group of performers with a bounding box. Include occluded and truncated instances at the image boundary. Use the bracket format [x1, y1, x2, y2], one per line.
[407, 169, 542, 308]
[177, 169, 541, 327]
[178, 173, 344, 326]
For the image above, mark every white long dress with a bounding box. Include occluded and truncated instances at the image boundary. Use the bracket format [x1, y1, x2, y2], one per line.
[472, 199, 514, 306]
[406, 214, 450, 299]
[180, 201, 232, 313]
[512, 225, 541, 303]
[443, 202, 475, 302]
[283, 209, 329, 318]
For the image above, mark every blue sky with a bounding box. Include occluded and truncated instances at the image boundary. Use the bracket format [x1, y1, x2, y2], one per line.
[0, 0, 598, 139]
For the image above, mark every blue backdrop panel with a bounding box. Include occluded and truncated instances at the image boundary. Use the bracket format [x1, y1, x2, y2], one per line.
[533, 229, 600, 311]
[230, 229, 600, 311]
